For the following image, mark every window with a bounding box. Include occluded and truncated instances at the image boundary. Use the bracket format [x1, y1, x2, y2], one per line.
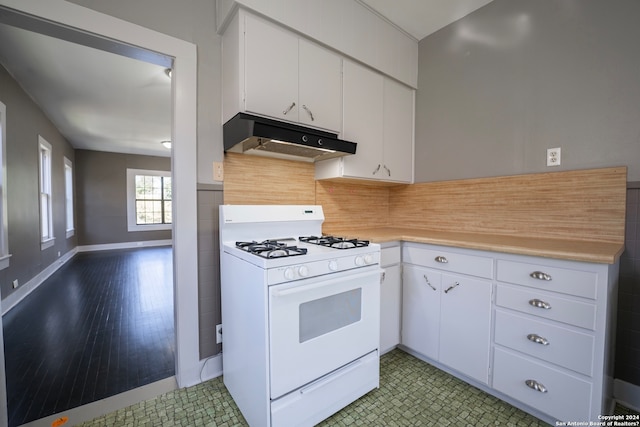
[64, 157, 74, 238]
[0, 101, 9, 269]
[39, 136, 54, 250]
[126, 168, 172, 232]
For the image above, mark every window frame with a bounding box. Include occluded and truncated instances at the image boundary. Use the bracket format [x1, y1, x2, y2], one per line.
[0, 101, 10, 269]
[126, 168, 172, 232]
[39, 136, 55, 250]
[64, 156, 74, 238]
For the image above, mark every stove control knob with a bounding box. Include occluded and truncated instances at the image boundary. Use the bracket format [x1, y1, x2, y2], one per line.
[298, 266, 309, 277]
[328, 260, 339, 271]
[284, 267, 296, 280]
[355, 256, 365, 266]
[364, 254, 374, 265]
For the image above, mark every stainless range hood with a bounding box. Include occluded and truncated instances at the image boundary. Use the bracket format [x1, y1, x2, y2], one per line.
[223, 113, 357, 162]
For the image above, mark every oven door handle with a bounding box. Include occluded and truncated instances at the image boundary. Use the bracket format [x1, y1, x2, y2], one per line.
[272, 281, 344, 297]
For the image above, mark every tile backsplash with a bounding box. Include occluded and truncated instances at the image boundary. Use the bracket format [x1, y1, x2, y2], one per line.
[616, 185, 640, 386]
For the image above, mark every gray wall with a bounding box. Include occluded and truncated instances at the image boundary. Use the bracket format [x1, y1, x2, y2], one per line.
[0, 64, 76, 300]
[619, 184, 640, 386]
[415, 0, 640, 182]
[415, 0, 640, 389]
[75, 150, 171, 246]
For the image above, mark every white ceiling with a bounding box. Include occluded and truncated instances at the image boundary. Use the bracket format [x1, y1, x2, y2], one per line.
[360, 0, 495, 41]
[0, 1, 494, 158]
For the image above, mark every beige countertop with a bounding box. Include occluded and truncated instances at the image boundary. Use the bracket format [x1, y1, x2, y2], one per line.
[324, 227, 624, 264]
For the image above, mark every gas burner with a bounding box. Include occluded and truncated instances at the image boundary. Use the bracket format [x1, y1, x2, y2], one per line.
[236, 240, 308, 259]
[299, 235, 370, 250]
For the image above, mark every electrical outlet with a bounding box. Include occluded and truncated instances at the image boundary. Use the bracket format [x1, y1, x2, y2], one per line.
[216, 324, 223, 344]
[213, 162, 224, 182]
[547, 147, 561, 167]
[12, 279, 18, 289]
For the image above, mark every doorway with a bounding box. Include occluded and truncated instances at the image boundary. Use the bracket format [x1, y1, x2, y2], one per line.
[0, 2, 198, 426]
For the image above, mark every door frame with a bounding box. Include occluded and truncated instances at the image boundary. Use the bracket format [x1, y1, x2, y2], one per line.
[0, 0, 200, 423]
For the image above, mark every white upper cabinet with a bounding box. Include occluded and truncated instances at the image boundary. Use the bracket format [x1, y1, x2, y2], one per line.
[315, 60, 414, 183]
[216, 0, 418, 88]
[298, 38, 342, 131]
[244, 14, 299, 122]
[383, 78, 414, 183]
[223, 10, 342, 133]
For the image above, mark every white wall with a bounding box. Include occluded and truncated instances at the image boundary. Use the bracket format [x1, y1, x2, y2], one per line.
[415, 0, 640, 182]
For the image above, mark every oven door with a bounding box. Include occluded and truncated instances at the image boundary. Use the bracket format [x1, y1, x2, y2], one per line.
[269, 267, 381, 399]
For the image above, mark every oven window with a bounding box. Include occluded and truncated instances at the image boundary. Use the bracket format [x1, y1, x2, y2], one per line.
[299, 288, 362, 343]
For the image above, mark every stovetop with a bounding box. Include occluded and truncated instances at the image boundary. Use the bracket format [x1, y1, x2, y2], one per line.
[236, 235, 369, 259]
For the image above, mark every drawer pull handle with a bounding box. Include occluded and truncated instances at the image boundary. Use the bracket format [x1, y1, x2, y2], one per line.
[530, 271, 552, 281]
[444, 281, 459, 293]
[423, 275, 436, 291]
[434, 256, 448, 264]
[528, 299, 552, 310]
[527, 333, 550, 346]
[525, 379, 548, 393]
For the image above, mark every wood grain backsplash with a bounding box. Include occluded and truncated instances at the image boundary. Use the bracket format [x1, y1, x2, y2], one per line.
[316, 181, 390, 231]
[223, 153, 626, 244]
[390, 167, 627, 243]
[223, 152, 316, 205]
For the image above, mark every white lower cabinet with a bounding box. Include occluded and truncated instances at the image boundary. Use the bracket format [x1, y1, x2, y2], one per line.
[402, 265, 440, 360]
[399, 242, 618, 424]
[401, 244, 492, 384]
[380, 243, 402, 354]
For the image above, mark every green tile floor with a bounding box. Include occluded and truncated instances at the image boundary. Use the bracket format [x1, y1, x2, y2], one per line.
[79, 349, 639, 426]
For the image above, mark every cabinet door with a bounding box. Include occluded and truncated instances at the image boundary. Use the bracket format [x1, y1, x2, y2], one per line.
[298, 39, 342, 132]
[439, 273, 492, 384]
[383, 78, 414, 183]
[401, 265, 440, 360]
[341, 60, 383, 179]
[244, 14, 298, 122]
[380, 264, 401, 353]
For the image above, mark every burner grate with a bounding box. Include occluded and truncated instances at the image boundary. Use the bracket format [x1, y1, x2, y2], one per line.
[236, 240, 308, 259]
[299, 235, 370, 250]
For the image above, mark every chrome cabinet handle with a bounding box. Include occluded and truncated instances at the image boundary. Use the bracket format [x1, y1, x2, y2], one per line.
[528, 299, 552, 310]
[530, 271, 552, 281]
[383, 165, 391, 176]
[283, 102, 296, 115]
[423, 275, 436, 291]
[525, 379, 547, 393]
[527, 333, 549, 346]
[444, 281, 459, 293]
[434, 256, 448, 264]
[372, 164, 381, 175]
[302, 104, 314, 121]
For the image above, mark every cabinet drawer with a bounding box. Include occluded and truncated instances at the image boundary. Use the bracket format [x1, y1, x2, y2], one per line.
[494, 310, 594, 376]
[403, 245, 493, 278]
[495, 284, 596, 330]
[493, 348, 592, 423]
[381, 246, 401, 267]
[497, 260, 597, 299]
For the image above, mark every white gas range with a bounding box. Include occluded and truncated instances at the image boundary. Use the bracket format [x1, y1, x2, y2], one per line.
[219, 205, 382, 427]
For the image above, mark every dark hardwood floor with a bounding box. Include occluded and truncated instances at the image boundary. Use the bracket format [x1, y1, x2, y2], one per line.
[2, 246, 175, 427]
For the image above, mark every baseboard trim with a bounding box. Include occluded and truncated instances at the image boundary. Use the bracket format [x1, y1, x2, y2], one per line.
[1, 248, 78, 316]
[614, 379, 640, 412]
[77, 239, 173, 253]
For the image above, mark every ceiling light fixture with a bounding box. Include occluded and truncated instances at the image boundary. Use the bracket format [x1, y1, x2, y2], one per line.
[161, 140, 172, 149]
[164, 68, 172, 78]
